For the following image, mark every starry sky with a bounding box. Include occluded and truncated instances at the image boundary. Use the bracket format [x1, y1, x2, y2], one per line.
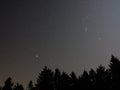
[1, 0, 120, 87]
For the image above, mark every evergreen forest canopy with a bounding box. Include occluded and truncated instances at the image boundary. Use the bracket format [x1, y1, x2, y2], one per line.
[1, 55, 120, 90]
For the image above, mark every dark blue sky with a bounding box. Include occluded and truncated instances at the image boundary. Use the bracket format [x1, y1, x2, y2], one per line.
[1, 0, 120, 87]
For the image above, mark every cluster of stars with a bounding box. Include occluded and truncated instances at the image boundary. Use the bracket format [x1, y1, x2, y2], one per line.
[83, 16, 102, 41]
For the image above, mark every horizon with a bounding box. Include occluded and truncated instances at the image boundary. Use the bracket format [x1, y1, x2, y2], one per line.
[0, 55, 116, 88]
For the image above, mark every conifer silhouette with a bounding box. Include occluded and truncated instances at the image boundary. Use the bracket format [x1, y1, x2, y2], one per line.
[1, 55, 120, 90]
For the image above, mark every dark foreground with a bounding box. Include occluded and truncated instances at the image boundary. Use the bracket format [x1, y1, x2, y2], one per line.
[1, 55, 120, 90]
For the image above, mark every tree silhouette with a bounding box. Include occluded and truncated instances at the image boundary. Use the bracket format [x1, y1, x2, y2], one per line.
[89, 69, 96, 89]
[109, 55, 120, 89]
[36, 66, 54, 90]
[13, 83, 24, 90]
[2, 55, 120, 89]
[60, 72, 70, 90]
[0, 86, 2, 90]
[95, 65, 110, 89]
[28, 81, 34, 90]
[69, 72, 78, 90]
[80, 70, 90, 89]
[54, 68, 61, 90]
[2, 77, 14, 90]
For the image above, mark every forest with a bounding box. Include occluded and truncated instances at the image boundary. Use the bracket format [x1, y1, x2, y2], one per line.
[1, 55, 120, 90]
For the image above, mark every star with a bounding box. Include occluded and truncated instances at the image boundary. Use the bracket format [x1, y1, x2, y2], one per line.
[84, 27, 88, 32]
[98, 37, 102, 41]
[35, 54, 40, 59]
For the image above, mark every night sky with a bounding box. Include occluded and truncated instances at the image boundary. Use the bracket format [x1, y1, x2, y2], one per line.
[1, 0, 120, 87]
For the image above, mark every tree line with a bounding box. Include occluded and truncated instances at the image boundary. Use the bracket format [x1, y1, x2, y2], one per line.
[1, 55, 120, 90]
